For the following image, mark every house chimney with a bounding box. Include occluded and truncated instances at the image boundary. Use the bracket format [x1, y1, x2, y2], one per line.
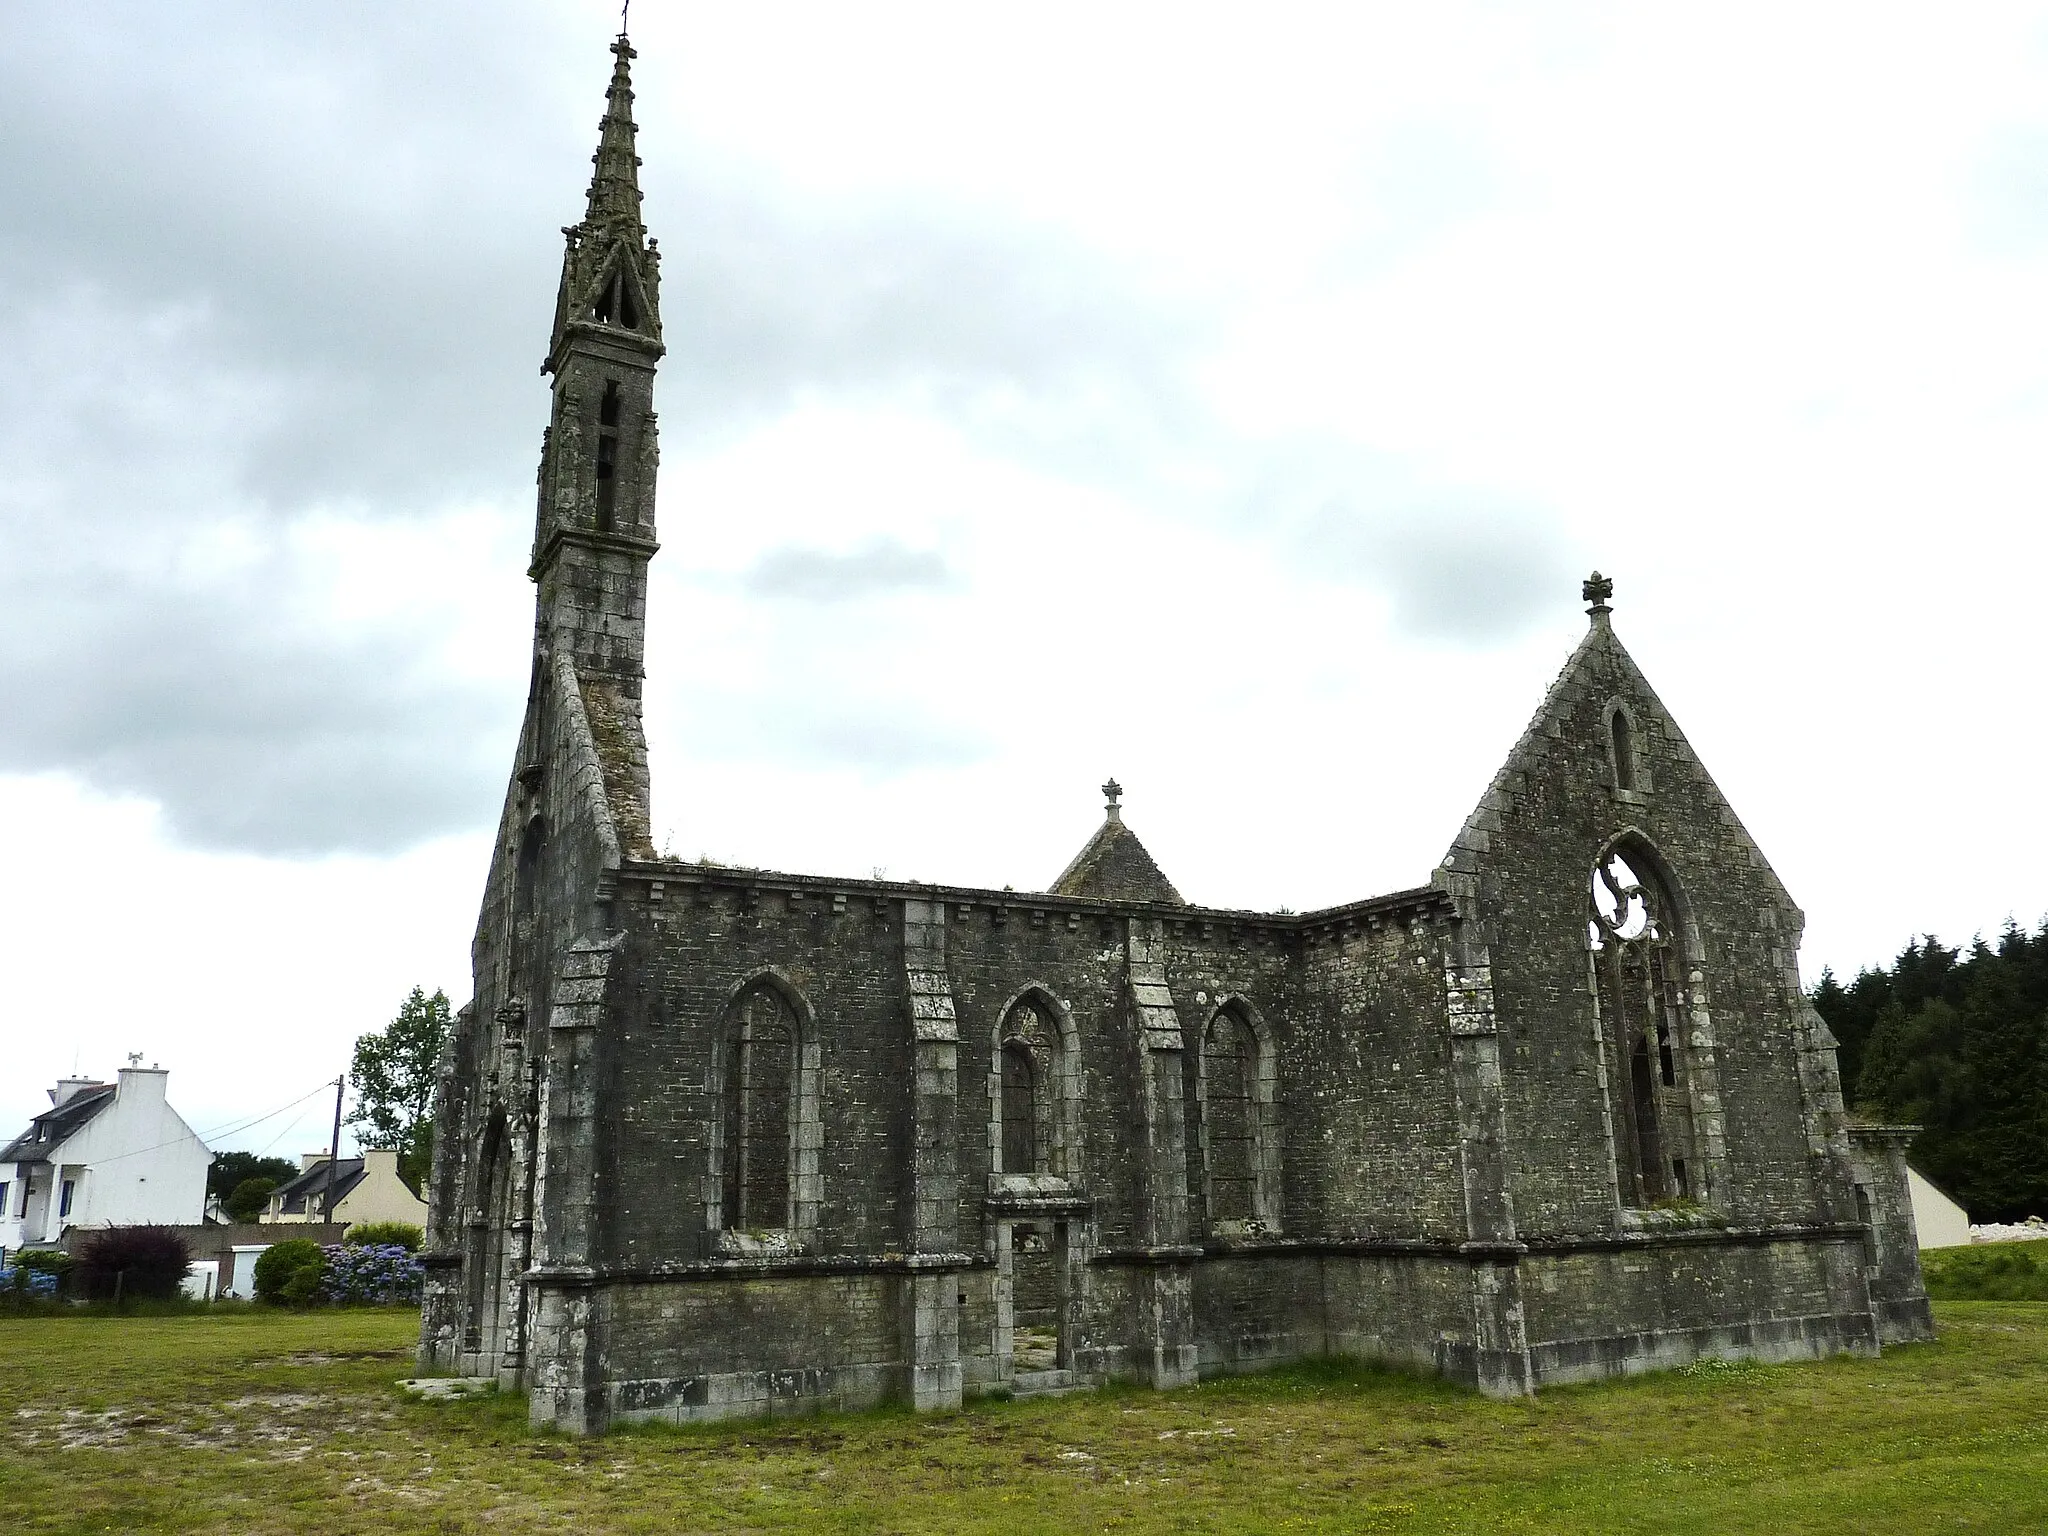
[51, 1078, 102, 1106]
[116, 1062, 169, 1105]
[301, 1151, 331, 1173]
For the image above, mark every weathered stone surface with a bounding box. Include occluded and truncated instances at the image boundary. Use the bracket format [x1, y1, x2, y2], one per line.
[414, 51, 1934, 1436]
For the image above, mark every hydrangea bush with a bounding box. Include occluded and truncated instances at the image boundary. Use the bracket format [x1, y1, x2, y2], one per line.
[316, 1242, 423, 1306]
[1, 1266, 61, 1300]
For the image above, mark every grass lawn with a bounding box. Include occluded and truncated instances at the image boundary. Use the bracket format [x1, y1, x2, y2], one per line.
[4, 1303, 2046, 1534]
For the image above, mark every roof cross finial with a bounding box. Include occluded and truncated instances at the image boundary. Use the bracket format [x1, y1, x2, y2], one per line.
[1102, 778, 1123, 823]
[1582, 570, 1614, 622]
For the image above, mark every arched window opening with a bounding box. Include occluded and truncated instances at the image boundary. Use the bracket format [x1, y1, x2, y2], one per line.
[996, 997, 1062, 1179]
[1611, 708, 1637, 791]
[1203, 1013, 1257, 1224]
[466, 1111, 510, 1353]
[1589, 847, 1701, 1207]
[594, 382, 620, 532]
[513, 818, 543, 922]
[591, 268, 640, 330]
[1001, 1043, 1037, 1174]
[721, 985, 797, 1231]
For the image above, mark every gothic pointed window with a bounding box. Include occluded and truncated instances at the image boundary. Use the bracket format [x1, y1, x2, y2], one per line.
[1203, 1013, 1257, 1224]
[1589, 847, 1700, 1207]
[1610, 707, 1637, 791]
[591, 266, 639, 330]
[512, 817, 544, 998]
[594, 381, 620, 531]
[1001, 1043, 1037, 1174]
[1187, 1002, 1277, 1234]
[721, 984, 798, 1231]
[996, 997, 1064, 1179]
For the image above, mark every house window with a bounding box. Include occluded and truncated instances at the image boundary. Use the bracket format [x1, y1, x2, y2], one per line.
[720, 983, 799, 1231]
[0, 1181, 9, 1215]
[59, 1179, 75, 1219]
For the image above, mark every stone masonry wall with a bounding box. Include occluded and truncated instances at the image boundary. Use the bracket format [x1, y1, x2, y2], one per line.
[1439, 615, 1836, 1236]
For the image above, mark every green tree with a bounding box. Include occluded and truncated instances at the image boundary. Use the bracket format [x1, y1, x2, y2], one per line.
[346, 986, 452, 1192]
[207, 1151, 299, 1204]
[1817, 918, 2048, 1223]
[225, 1176, 278, 1222]
[253, 1238, 326, 1306]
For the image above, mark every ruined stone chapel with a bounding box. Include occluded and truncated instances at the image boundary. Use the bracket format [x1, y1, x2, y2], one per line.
[417, 33, 1933, 1432]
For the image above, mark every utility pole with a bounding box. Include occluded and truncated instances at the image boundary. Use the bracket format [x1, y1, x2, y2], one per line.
[321, 1074, 345, 1225]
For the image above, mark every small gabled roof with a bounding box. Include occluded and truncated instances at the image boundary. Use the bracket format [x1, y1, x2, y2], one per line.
[1051, 780, 1185, 905]
[1, 1085, 116, 1165]
[274, 1158, 367, 1215]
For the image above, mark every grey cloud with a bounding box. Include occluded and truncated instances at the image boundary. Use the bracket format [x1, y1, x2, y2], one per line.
[743, 540, 957, 603]
[1970, 127, 2048, 255]
[0, 3, 1564, 855]
[787, 713, 991, 775]
[1329, 116, 1504, 276]
[0, 4, 1184, 853]
[677, 687, 991, 777]
[0, 552, 512, 855]
[1301, 495, 1578, 643]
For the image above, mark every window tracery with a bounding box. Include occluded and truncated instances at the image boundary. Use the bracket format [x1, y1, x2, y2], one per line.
[1589, 848, 1701, 1207]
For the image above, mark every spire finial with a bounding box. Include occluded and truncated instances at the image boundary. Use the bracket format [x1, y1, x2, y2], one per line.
[584, 26, 644, 233]
[1102, 778, 1123, 824]
[1582, 570, 1613, 623]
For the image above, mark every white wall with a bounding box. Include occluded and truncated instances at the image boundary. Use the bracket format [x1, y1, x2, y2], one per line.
[31, 1068, 210, 1239]
[1908, 1165, 1972, 1250]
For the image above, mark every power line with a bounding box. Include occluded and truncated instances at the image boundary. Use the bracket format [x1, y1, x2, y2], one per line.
[11, 1079, 343, 1174]
[198, 1080, 340, 1145]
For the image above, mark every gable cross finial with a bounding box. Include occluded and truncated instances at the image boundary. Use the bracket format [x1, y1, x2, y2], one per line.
[1102, 778, 1123, 823]
[1582, 570, 1614, 620]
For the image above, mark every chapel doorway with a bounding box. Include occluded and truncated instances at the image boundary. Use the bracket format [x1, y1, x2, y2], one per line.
[1003, 1218, 1068, 1376]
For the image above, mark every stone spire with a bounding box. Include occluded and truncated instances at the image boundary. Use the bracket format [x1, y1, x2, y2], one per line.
[546, 31, 663, 373]
[518, 25, 669, 859]
[583, 34, 646, 235]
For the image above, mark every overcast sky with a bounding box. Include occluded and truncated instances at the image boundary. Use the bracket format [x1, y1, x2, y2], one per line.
[6, 1, 2048, 1158]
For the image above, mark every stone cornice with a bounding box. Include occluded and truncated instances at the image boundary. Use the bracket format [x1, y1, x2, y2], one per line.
[617, 858, 1454, 940]
[529, 524, 661, 581]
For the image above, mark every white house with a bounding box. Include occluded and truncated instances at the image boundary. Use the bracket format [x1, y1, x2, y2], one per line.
[0, 1060, 210, 1254]
[1907, 1164, 1973, 1250]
